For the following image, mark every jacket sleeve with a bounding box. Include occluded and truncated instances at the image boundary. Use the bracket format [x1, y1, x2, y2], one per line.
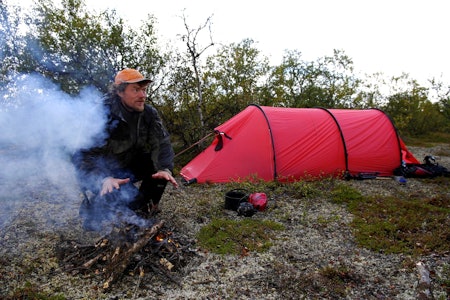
[71, 119, 114, 192]
[71, 147, 111, 192]
[147, 106, 175, 173]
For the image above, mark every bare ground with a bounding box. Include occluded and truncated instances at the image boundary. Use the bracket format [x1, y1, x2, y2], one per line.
[0, 145, 449, 299]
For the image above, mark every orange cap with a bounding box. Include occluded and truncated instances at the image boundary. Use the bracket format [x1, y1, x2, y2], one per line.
[114, 69, 152, 85]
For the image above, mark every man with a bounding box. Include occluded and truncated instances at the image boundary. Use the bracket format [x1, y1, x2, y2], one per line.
[72, 68, 178, 231]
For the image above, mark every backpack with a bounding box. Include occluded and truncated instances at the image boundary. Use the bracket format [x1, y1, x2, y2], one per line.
[394, 156, 450, 178]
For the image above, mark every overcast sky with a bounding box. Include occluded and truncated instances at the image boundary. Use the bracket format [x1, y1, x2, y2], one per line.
[9, 0, 450, 85]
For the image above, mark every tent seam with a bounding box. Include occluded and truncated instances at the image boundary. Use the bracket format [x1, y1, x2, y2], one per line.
[371, 108, 404, 168]
[316, 107, 349, 177]
[250, 104, 278, 180]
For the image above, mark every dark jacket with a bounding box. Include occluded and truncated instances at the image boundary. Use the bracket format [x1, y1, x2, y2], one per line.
[72, 97, 174, 190]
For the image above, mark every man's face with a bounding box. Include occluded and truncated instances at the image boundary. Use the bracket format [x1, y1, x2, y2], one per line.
[118, 83, 148, 112]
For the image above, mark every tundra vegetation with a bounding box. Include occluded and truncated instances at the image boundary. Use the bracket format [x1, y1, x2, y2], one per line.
[1, 0, 449, 299]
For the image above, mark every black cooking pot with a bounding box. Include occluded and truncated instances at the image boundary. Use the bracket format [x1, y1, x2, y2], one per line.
[224, 189, 249, 211]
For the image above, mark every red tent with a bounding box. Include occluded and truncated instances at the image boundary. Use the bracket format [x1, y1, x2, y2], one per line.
[180, 105, 420, 184]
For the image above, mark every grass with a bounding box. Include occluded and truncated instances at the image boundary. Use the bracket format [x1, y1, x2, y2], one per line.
[403, 131, 450, 147]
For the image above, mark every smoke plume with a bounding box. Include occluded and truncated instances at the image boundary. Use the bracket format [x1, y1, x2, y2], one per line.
[0, 73, 107, 229]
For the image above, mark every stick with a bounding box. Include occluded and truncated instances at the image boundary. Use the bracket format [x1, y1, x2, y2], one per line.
[103, 220, 165, 289]
[82, 253, 103, 269]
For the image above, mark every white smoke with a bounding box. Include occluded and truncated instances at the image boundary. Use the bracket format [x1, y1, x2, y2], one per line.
[0, 73, 107, 229]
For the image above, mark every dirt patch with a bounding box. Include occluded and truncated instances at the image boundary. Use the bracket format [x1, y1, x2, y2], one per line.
[0, 145, 449, 299]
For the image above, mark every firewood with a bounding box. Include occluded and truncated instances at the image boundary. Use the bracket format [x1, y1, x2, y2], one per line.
[102, 220, 165, 289]
[82, 253, 103, 269]
[57, 218, 196, 288]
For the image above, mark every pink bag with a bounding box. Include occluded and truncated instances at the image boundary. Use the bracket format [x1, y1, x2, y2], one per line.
[248, 193, 267, 211]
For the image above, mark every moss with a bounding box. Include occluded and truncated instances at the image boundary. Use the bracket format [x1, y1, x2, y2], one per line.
[348, 194, 450, 255]
[437, 264, 450, 296]
[196, 218, 284, 255]
[330, 183, 363, 204]
[9, 281, 66, 300]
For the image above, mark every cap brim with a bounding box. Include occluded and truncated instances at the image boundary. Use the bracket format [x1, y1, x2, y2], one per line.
[125, 78, 152, 84]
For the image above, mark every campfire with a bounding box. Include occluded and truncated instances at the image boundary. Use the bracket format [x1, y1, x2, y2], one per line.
[56, 218, 196, 290]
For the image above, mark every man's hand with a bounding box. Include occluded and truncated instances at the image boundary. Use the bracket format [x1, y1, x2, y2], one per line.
[100, 177, 130, 196]
[152, 170, 179, 188]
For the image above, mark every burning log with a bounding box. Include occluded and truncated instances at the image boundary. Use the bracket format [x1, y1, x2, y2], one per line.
[102, 220, 164, 289]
